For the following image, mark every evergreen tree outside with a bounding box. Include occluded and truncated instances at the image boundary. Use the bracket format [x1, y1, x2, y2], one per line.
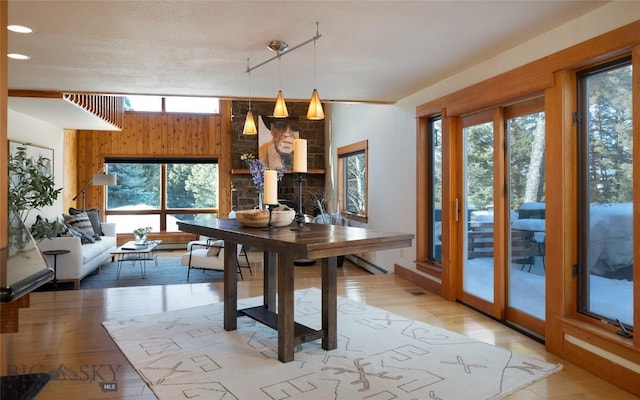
[167, 163, 218, 209]
[108, 164, 161, 209]
[509, 112, 545, 210]
[465, 122, 494, 210]
[586, 64, 632, 204]
[166, 164, 194, 208]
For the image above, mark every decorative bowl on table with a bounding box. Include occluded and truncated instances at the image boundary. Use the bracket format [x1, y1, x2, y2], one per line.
[235, 205, 296, 228]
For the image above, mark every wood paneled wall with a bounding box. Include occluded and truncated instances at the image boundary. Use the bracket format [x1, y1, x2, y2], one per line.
[74, 101, 232, 218]
[63, 129, 78, 208]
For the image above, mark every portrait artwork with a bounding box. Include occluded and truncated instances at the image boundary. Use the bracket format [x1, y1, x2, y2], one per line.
[258, 116, 300, 170]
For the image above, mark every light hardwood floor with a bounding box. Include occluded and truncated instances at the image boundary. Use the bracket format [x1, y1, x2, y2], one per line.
[3, 252, 638, 399]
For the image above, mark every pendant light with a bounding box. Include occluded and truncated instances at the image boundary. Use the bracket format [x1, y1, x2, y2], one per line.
[307, 22, 324, 120]
[244, 110, 257, 135]
[243, 58, 257, 135]
[273, 53, 289, 118]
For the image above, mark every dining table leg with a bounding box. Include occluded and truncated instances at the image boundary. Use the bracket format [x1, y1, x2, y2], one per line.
[277, 251, 294, 362]
[223, 241, 238, 331]
[264, 251, 277, 312]
[322, 256, 338, 350]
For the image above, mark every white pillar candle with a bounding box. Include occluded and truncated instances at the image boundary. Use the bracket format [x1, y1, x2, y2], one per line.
[263, 170, 278, 205]
[293, 139, 307, 173]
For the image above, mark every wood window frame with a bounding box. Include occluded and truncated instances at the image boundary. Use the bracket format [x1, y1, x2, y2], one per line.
[104, 159, 219, 233]
[575, 55, 633, 330]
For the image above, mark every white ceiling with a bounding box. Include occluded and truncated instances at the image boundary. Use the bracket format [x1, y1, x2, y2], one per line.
[6, 1, 608, 127]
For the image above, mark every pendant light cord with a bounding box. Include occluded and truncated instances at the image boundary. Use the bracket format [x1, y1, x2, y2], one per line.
[313, 22, 318, 87]
[246, 58, 252, 110]
[278, 53, 282, 92]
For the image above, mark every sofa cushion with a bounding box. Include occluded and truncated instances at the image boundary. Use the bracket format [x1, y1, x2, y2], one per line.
[65, 225, 96, 244]
[69, 207, 103, 236]
[80, 238, 114, 264]
[64, 212, 96, 237]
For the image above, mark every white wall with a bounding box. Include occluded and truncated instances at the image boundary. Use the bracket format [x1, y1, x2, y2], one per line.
[328, 103, 415, 272]
[8, 109, 65, 225]
[329, 3, 640, 274]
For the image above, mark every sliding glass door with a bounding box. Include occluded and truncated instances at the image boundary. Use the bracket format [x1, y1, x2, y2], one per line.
[506, 103, 546, 330]
[457, 101, 546, 336]
[460, 112, 495, 311]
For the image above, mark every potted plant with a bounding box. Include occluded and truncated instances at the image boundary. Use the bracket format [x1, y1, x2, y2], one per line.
[8, 144, 62, 248]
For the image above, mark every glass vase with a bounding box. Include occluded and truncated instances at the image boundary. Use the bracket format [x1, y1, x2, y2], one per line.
[258, 191, 264, 211]
[134, 233, 147, 244]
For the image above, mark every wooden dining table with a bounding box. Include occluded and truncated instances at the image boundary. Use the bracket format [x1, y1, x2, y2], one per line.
[177, 219, 414, 362]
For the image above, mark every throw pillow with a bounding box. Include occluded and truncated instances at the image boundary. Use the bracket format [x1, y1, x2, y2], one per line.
[65, 224, 96, 244]
[63, 212, 96, 237]
[206, 240, 224, 256]
[69, 207, 103, 236]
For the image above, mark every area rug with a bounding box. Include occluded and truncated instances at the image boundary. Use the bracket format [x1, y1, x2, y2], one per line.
[102, 287, 562, 400]
[80, 256, 224, 290]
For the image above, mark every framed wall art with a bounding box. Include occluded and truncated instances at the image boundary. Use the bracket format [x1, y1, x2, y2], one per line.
[9, 141, 54, 177]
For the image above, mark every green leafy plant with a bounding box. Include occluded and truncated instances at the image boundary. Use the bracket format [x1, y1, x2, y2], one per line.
[8, 144, 62, 248]
[30, 216, 67, 241]
[9, 145, 62, 221]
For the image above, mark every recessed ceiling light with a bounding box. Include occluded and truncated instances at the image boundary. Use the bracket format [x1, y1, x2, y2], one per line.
[7, 25, 34, 34]
[8, 53, 31, 60]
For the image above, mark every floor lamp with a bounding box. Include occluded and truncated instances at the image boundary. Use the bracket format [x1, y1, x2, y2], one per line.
[72, 166, 117, 209]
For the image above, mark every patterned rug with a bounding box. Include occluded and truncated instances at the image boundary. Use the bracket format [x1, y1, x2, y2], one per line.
[102, 288, 562, 400]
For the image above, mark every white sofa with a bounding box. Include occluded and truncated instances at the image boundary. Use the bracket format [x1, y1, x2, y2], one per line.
[181, 239, 251, 280]
[37, 223, 117, 289]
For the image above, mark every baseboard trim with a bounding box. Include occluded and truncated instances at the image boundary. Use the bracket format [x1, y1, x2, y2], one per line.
[394, 264, 442, 296]
[344, 254, 387, 274]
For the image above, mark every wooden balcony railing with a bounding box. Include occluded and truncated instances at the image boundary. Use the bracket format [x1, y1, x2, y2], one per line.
[63, 93, 124, 129]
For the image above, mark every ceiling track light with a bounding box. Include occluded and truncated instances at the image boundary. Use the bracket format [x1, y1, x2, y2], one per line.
[244, 23, 323, 120]
[267, 40, 288, 52]
[245, 30, 320, 74]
